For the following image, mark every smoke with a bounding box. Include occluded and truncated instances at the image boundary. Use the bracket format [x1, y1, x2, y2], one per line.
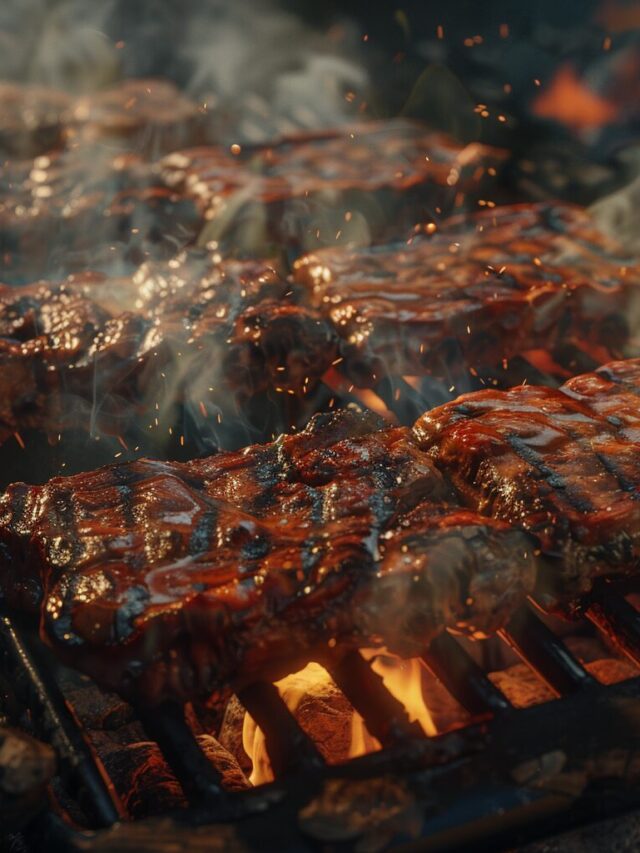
[180, 0, 367, 134]
[0, 0, 119, 91]
[590, 173, 640, 254]
[0, 0, 368, 133]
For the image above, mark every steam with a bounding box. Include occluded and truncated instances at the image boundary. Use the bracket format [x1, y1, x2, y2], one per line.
[0, 0, 367, 135]
[0, 0, 119, 91]
[6, 0, 639, 476]
[589, 174, 640, 254]
[182, 0, 367, 134]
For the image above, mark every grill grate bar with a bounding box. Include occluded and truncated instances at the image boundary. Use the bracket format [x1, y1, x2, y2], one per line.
[422, 630, 511, 715]
[587, 584, 640, 668]
[374, 376, 429, 423]
[136, 700, 227, 807]
[0, 607, 125, 828]
[499, 604, 596, 695]
[325, 648, 422, 745]
[238, 681, 325, 779]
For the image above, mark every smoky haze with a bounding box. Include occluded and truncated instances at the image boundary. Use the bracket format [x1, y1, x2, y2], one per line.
[0, 0, 368, 135]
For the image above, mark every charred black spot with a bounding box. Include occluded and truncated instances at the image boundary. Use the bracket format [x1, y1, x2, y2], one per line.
[506, 434, 595, 515]
[454, 404, 475, 417]
[188, 506, 219, 556]
[241, 533, 270, 561]
[114, 584, 150, 643]
[309, 488, 325, 525]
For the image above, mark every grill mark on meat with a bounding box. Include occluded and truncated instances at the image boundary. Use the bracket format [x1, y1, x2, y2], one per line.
[189, 506, 219, 556]
[592, 450, 640, 496]
[113, 585, 151, 644]
[598, 367, 640, 394]
[0, 409, 536, 703]
[240, 531, 270, 562]
[505, 433, 578, 498]
[365, 463, 399, 559]
[112, 464, 145, 533]
[250, 442, 293, 513]
[415, 358, 640, 609]
[534, 406, 640, 503]
[293, 201, 640, 387]
[308, 488, 325, 525]
[52, 487, 83, 572]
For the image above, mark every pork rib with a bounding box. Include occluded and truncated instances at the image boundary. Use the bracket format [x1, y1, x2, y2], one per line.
[0, 148, 202, 285]
[0, 409, 534, 704]
[0, 251, 337, 451]
[160, 120, 506, 254]
[414, 358, 640, 610]
[294, 202, 638, 386]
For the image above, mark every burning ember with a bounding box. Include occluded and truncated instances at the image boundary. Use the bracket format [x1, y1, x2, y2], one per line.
[531, 63, 618, 133]
[239, 635, 639, 787]
[243, 653, 437, 785]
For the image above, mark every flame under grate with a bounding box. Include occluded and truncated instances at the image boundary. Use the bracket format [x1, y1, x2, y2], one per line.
[3, 576, 640, 851]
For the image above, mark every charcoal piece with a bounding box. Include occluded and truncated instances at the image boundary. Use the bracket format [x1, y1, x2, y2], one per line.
[102, 736, 248, 818]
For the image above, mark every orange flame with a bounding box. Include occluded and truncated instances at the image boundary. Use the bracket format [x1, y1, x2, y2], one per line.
[242, 652, 436, 785]
[532, 63, 617, 132]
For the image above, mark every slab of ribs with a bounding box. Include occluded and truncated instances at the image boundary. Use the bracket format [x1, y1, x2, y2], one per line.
[1, 358, 639, 705]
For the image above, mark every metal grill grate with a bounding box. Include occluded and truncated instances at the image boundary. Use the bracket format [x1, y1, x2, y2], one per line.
[3, 578, 640, 851]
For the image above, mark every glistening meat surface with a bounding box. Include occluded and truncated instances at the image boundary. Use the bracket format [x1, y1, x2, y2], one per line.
[0, 409, 535, 705]
[293, 202, 639, 386]
[414, 358, 640, 611]
[160, 120, 505, 254]
[0, 148, 202, 285]
[0, 251, 337, 451]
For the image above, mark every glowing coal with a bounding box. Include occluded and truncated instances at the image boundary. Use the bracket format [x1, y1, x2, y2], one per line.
[242, 651, 436, 786]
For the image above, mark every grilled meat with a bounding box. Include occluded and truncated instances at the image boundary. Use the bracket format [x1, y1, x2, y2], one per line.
[0, 82, 71, 158]
[134, 250, 336, 402]
[294, 202, 638, 387]
[0, 149, 201, 284]
[159, 120, 506, 254]
[414, 358, 640, 610]
[0, 273, 120, 441]
[0, 408, 535, 704]
[0, 251, 337, 451]
[66, 79, 204, 157]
